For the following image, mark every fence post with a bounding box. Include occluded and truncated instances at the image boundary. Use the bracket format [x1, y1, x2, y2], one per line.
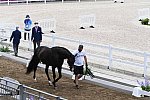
[143, 52, 148, 77]
[19, 85, 26, 100]
[8, 0, 9, 6]
[51, 33, 55, 47]
[44, 0, 46, 4]
[108, 45, 112, 69]
[26, 0, 28, 5]
[27, 31, 32, 51]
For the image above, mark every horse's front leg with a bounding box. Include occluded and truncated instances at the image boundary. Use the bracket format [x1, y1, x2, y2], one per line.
[45, 65, 52, 86]
[52, 67, 56, 87]
[33, 66, 37, 81]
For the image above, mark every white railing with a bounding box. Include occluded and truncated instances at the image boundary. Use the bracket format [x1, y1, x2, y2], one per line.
[79, 14, 96, 29]
[39, 18, 56, 33]
[0, 77, 66, 100]
[0, 0, 112, 5]
[0, 27, 150, 77]
[44, 34, 150, 77]
[138, 8, 150, 20]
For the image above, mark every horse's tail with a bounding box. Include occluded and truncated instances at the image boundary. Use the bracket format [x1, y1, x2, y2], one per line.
[26, 51, 40, 74]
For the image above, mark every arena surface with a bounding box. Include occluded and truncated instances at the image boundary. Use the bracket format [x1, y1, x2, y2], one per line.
[0, 56, 150, 100]
[0, 0, 150, 52]
[1, 1, 150, 99]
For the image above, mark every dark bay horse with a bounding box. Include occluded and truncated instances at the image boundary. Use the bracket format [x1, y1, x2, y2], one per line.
[26, 46, 75, 87]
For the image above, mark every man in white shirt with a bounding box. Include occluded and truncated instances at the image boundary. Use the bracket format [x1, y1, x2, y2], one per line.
[73, 45, 88, 89]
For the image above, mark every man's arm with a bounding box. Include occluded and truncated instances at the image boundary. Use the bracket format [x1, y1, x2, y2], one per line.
[39, 27, 42, 41]
[19, 31, 21, 39]
[10, 31, 14, 42]
[84, 56, 88, 67]
[31, 28, 34, 41]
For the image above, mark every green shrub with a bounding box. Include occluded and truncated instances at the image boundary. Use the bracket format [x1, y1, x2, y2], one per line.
[0, 46, 10, 52]
[141, 18, 149, 25]
[137, 78, 150, 92]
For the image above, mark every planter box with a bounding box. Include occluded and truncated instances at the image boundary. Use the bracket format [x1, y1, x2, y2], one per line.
[132, 87, 150, 97]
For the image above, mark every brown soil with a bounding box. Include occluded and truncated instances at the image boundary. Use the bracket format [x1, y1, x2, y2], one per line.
[0, 56, 149, 100]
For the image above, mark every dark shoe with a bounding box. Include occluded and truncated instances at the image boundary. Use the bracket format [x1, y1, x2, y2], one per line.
[15, 53, 18, 56]
[114, 1, 117, 3]
[76, 85, 79, 89]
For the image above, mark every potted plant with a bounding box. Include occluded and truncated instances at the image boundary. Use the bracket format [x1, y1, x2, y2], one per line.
[141, 18, 149, 25]
[135, 77, 150, 97]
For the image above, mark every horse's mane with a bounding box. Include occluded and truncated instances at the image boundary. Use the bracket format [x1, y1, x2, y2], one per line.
[51, 46, 73, 58]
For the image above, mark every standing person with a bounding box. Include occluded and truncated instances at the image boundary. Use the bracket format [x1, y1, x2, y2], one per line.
[24, 15, 32, 40]
[10, 26, 21, 56]
[73, 45, 88, 89]
[31, 22, 43, 51]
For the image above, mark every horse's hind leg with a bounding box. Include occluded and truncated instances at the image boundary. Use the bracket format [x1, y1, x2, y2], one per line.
[52, 67, 56, 87]
[53, 67, 62, 87]
[45, 65, 52, 86]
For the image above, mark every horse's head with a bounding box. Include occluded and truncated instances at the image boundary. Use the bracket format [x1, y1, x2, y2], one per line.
[67, 54, 75, 71]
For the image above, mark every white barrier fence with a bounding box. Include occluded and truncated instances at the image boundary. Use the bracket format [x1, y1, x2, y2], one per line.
[79, 14, 95, 29]
[0, 0, 106, 5]
[0, 27, 150, 77]
[138, 8, 150, 20]
[44, 34, 150, 77]
[0, 23, 16, 40]
[39, 18, 56, 33]
[0, 77, 66, 100]
[0, 0, 55, 5]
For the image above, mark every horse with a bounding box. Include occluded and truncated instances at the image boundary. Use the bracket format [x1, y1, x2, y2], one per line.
[26, 46, 75, 88]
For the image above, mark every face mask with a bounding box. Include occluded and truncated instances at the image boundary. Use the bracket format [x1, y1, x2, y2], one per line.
[78, 49, 82, 52]
[35, 25, 38, 27]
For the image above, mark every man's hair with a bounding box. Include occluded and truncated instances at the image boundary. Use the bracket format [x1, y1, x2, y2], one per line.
[26, 15, 30, 18]
[79, 45, 83, 48]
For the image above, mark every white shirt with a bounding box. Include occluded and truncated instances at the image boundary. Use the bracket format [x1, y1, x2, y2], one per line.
[73, 50, 86, 66]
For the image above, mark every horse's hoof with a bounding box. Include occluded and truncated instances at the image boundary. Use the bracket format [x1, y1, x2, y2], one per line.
[48, 81, 53, 86]
[34, 78, 37, 82]
[54, 86, 58, 89]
